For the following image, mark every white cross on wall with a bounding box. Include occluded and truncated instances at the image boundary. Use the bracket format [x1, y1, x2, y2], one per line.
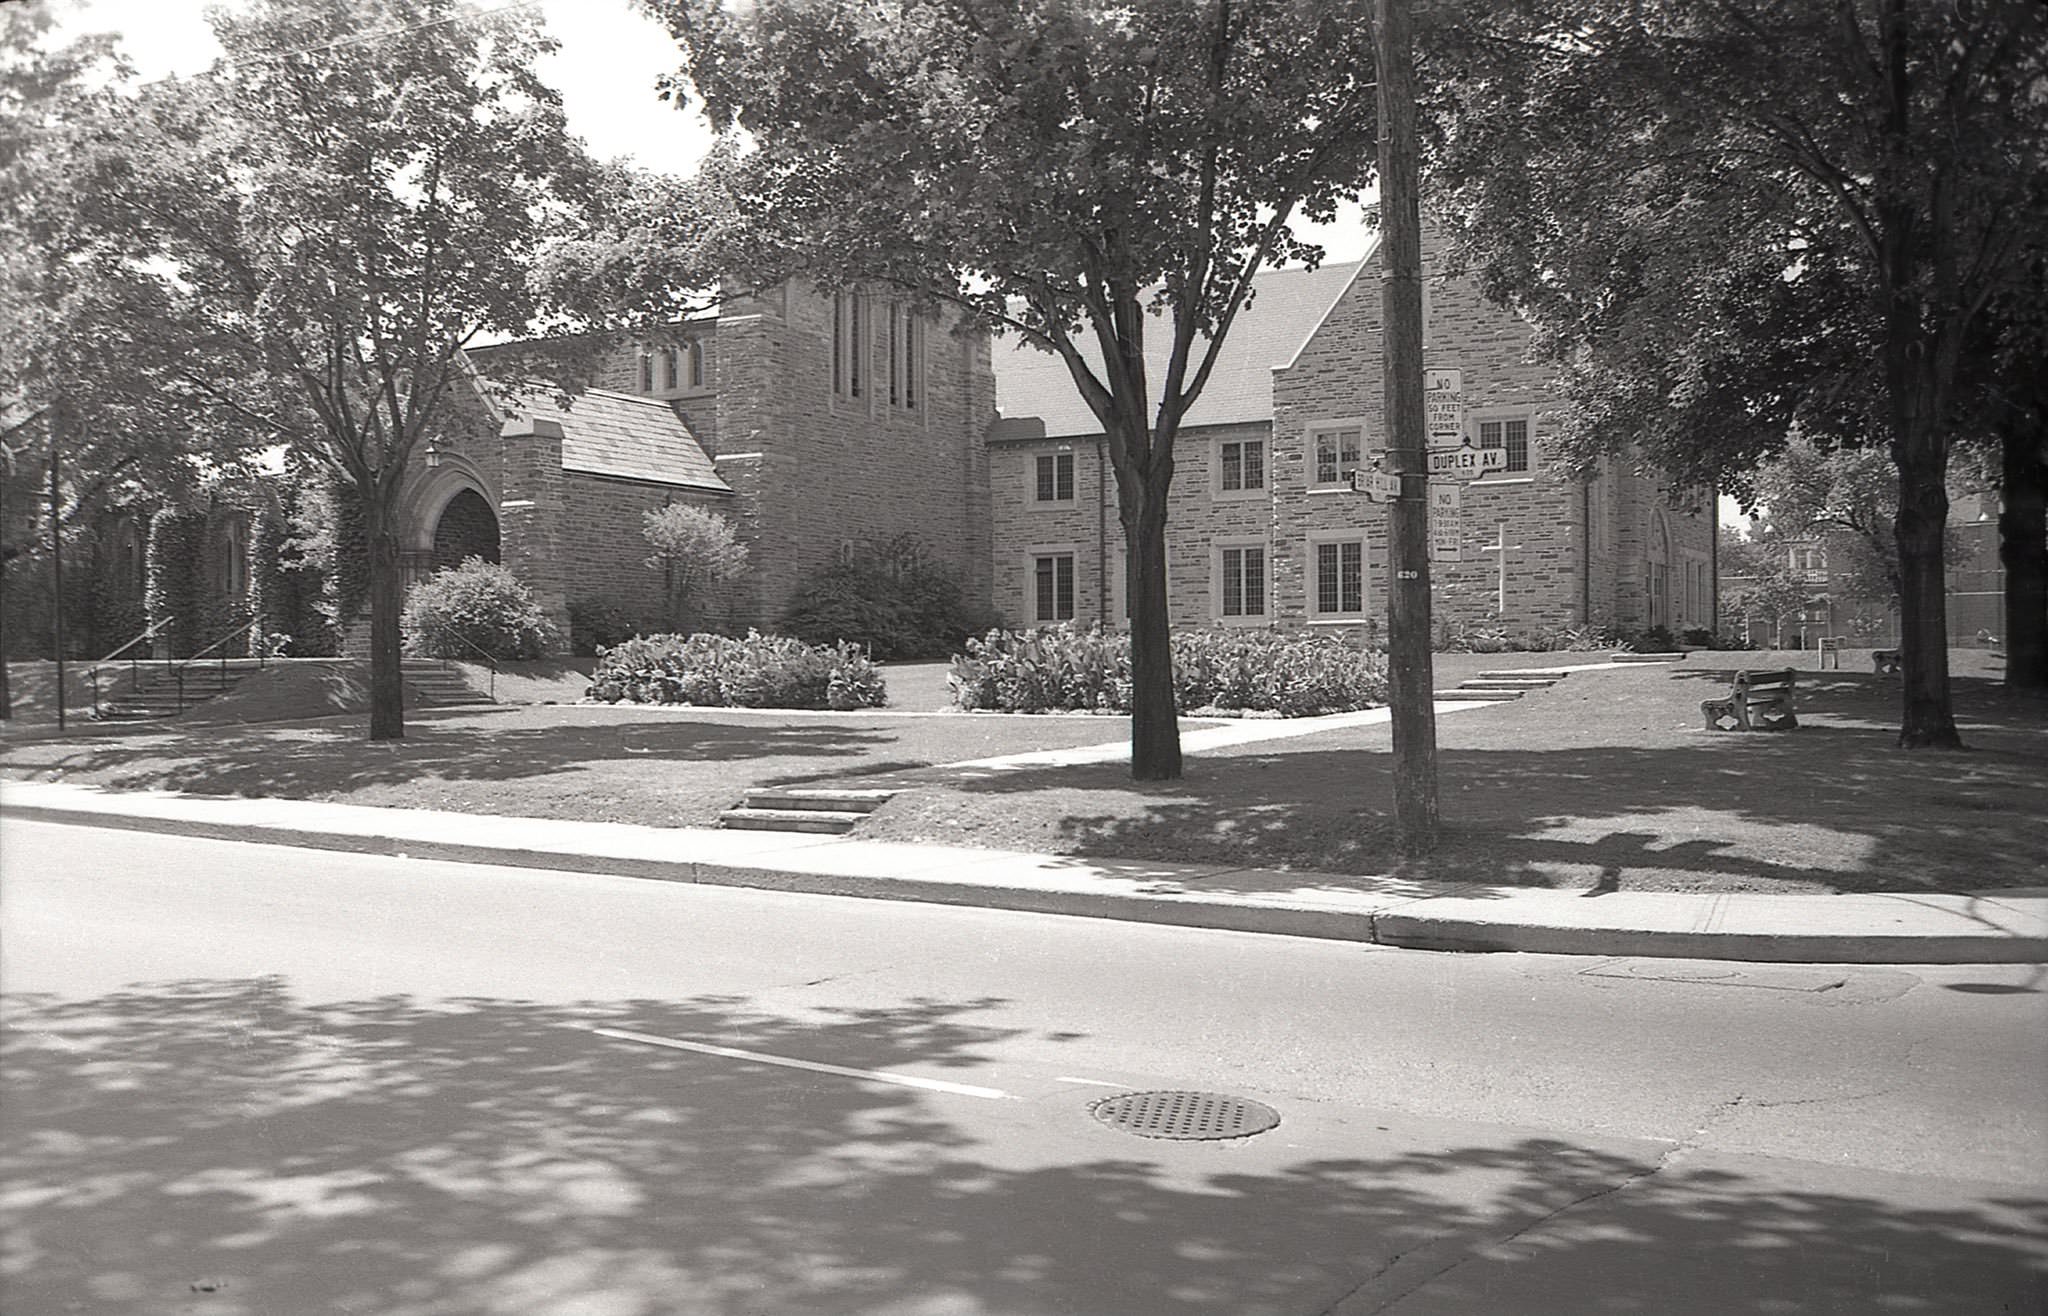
[1479, 521, 1524, 616]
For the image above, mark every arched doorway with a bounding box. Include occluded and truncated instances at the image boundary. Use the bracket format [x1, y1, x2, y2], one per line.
[432, 488, 500, 571]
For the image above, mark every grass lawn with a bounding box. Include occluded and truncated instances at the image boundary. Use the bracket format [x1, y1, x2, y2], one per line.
[4, 648, 2040, 896]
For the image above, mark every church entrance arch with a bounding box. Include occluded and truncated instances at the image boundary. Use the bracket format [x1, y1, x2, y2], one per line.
[432, 487, 500, 571]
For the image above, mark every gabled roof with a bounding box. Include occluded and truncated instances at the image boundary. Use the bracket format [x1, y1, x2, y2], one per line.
[991, 256, 1368, 439]
[499, 385, 730, 493]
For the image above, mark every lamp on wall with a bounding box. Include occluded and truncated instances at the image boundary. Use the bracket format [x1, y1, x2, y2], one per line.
[425, 440, 442, 469]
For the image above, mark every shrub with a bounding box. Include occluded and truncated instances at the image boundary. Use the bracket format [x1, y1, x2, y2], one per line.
[568, 597, 667, 657]
[251, 489, 337, 657]
[948, 624, 1132, 713]
[948, 625, 1387, 716]
[1615, 623, 1680, 654]
[642, 503, 748, 631]
[402, 558, 560, 660]
[1432, 617, 1617, 653]
[585, 630, 887, 710]
[780, 535, 999, 660]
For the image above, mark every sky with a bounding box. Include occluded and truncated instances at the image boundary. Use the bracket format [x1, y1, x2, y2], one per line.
[56, 0, 718, 174]
[49, 0, 1376, 262]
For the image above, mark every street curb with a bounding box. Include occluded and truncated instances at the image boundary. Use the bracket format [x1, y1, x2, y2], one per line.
[1367, 916, 2047, 965]
[6, 797, 2046, 965]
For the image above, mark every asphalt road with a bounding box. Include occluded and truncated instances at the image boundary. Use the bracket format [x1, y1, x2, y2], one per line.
[4, 818, 2044, 1315]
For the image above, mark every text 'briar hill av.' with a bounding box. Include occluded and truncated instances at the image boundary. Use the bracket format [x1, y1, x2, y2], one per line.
[73, 233, 1717, 656]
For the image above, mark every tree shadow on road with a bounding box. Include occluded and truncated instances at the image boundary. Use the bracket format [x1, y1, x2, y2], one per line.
[4, 979, 2042, 1314]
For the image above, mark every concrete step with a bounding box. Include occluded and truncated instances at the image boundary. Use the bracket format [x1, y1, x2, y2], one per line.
[742, 788, 897, 813]
[1611, 652, 1685, 663]
[1433, 688, 1523, 702]
[1476, 670, 1570, 681]
[1460, 677, 1558, 690]
[718, 807, 869, 834]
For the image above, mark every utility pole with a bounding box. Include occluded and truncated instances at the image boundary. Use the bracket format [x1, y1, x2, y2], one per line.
[1377, 0, 1439, 853]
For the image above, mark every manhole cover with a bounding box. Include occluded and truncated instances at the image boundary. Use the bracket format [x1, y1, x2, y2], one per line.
[1089, 1090, 1281, 1141]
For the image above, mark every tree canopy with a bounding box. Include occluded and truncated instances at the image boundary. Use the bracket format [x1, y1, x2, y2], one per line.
[67, 0, 616, 738]
[1427, 0, 2048, 744]
[1, 5, 235, 563]
[645, 0, 1381, 778]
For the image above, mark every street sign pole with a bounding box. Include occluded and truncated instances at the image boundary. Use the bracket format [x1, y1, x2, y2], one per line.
[1376, 0, 1438, 855]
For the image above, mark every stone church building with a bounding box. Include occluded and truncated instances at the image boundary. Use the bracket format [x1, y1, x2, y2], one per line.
[63, 232, 1707, 661]
[399, 232, 1712, 651]
[985, 241, 1717, 638]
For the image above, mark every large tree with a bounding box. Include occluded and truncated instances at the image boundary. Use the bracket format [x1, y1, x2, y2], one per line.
[1428, 0, 2047, 746]
[643, 0, 1380, 780]
[76, 0, 608, 739]
[1, 4, 241, 712]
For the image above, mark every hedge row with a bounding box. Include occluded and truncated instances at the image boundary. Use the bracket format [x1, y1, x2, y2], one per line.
[948, 625, 1389, 717]
[585, 630, 888, 710]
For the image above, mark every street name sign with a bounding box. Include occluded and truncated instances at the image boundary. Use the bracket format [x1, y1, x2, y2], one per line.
[1351, 469, 1403, 501]
[1427, 445, 1507, 479]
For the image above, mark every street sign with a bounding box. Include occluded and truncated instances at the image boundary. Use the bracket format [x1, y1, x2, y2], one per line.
[1425, 368, 1464, 444]
[1427, 445, 1508, 479]
[1351, 469, 1403, 501]
[1429, 483, 1461, 513]
[1431, 508, 1463, 561]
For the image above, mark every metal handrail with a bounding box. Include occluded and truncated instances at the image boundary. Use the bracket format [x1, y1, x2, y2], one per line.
[166, 613, 266, 713]
[428, 628, 499, 702]
[88, 616, 175, 718]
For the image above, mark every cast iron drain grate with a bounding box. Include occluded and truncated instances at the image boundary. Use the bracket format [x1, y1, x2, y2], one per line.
[1089, 1090, 1281, 1141]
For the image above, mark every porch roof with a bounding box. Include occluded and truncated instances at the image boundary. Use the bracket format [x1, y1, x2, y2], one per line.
[501, 386, 730, 493]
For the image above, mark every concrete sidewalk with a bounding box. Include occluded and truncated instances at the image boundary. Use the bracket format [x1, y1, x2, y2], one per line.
[4, 778, 2043, 965]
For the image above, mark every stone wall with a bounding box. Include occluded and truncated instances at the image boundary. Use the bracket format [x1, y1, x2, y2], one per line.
[1271, 250, 1587, 633]
[560, 473, 733, 630]
[983, 240, 1723, 640]
[723, 285, 993, 630]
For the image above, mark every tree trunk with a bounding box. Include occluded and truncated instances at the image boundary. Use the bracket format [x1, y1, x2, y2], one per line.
[1998, 399, 2047, 692]
[1891, 447, 1961, 747]
[366, 483, 406, 741]
[0, 465, 11, 719]
[1124, 475, 1181, 782]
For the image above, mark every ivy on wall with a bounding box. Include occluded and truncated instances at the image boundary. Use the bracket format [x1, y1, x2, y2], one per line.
[144, 509, 207, 658]
[251, 487, 338, 656]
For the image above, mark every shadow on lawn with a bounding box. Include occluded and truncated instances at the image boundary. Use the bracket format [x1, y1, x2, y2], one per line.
[911, 672, 2046, 896]
[5, 979, 2042, 1314]
[2, 712, 899, 798]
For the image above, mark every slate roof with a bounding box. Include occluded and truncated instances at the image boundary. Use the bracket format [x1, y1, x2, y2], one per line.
[500, 385, 730, 493]
[991, 256, 1368, 439]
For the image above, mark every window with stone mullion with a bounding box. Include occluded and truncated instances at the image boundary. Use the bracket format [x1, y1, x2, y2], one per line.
[1477, 417, 1530, 472]
[1316, 540, 1362, 614]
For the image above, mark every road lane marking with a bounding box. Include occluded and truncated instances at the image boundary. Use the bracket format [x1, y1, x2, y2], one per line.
[587, 1027, 1018, 1100]
[1054, 1076, 1129, 1089]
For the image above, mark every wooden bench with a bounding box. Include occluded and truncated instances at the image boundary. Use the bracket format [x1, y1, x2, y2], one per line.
[1701, 668, 1799, 732]
[1872, 648, 1902, 675]
[1817, 635, 1843, 669]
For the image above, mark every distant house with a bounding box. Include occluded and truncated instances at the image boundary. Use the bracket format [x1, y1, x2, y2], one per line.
[986, 235, 1715, 636]
[1724, 497, 2008, 649]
